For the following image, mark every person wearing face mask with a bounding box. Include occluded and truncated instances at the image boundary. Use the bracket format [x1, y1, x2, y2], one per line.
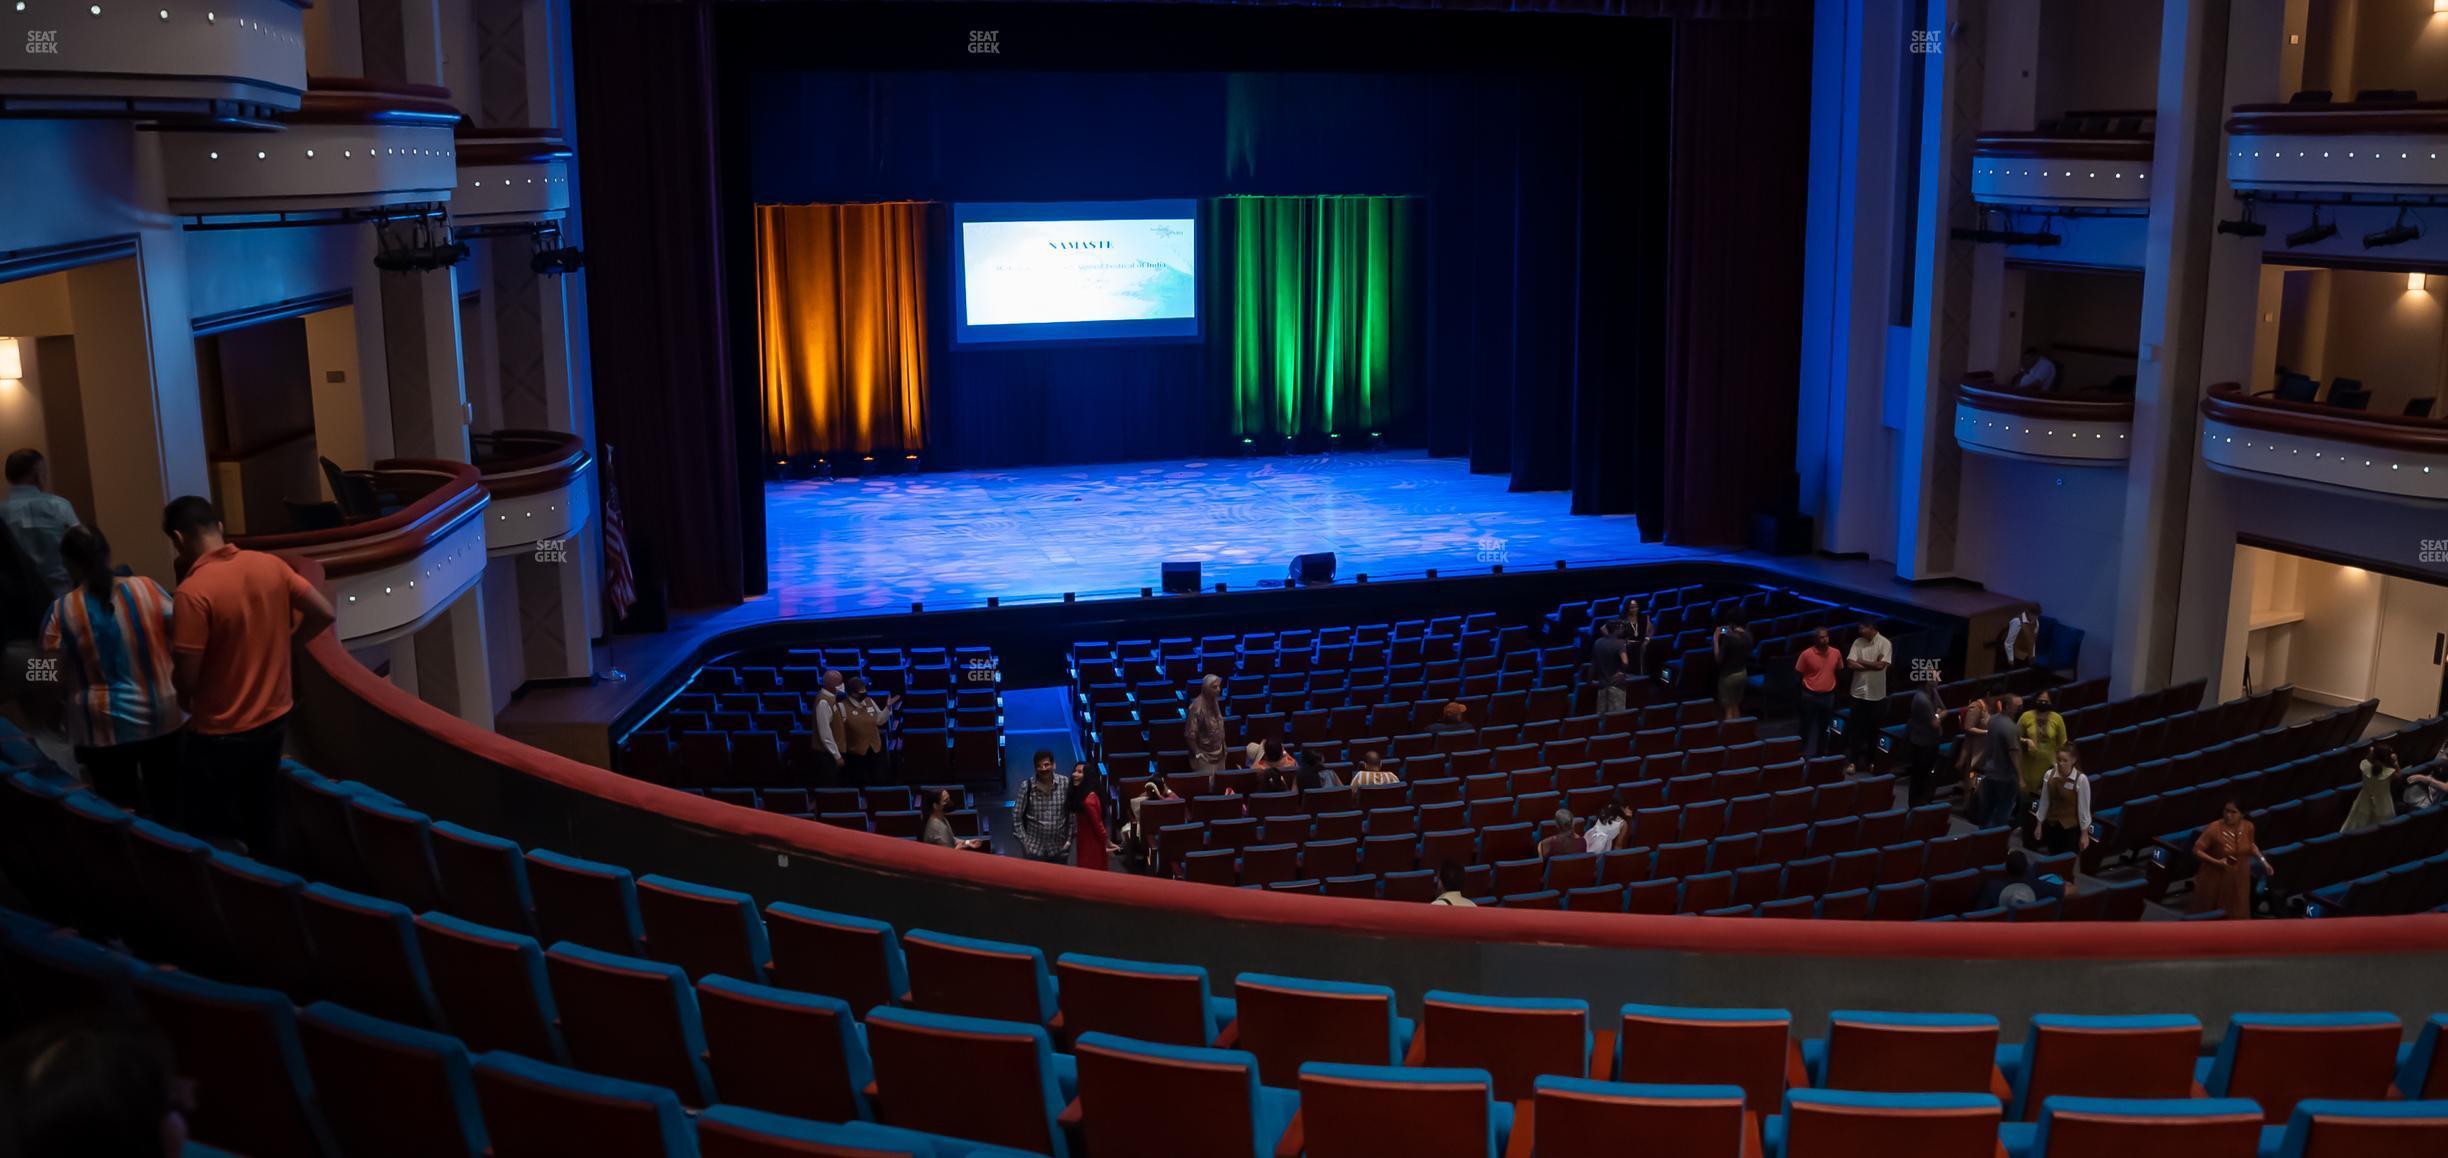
[2015, 690, 2067, 812]
[919, 787, 988, 851]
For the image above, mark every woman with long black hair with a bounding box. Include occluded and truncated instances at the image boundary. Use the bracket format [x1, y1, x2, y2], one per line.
[39, 527, 180, 814]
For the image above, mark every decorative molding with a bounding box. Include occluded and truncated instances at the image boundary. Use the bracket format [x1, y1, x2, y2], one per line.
[2225, 104, 2448, 196]
[0, 0, 306, 122]
[2200, 383, 2448, 502]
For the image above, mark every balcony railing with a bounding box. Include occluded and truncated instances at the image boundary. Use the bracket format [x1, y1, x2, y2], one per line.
[161, 77, 462, 219]
[235, 460, 489, 644]
[472, 430, 594, 556]
[2226, 99, 2448, 195]
[454, 128, 574, 224]
[1972, 111, 2154, 211]
[0, 0, 306, 122]
[2199, 382, 2448, 502]
[1954, 374, 2134, 464]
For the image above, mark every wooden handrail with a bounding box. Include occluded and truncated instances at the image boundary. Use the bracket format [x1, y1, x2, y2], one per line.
[1972, 135, 2152, 161]
[2227, 101, 2448, 135]
[472, 430, 591, 499]
[1957, 379, 2135, 423]
[2200, 382, 2448, 454]
[234, 459, 485, 577]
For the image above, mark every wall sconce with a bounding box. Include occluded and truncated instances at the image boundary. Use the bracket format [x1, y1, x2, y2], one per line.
[0, 337, 20, 383]
[2413, 272, 2430, 293]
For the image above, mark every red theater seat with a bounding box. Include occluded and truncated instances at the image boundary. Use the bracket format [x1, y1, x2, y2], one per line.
[1072, 1032, 1298, 1158]
[1618, 1003, 1802, 1113]
[2015, 1097, 2262, 1158]
[1225, 973, 1416, 1089]
[1290, 1062, 1511, 1158]
[2200, 1012, 2403, 1123]
[696, 974, 871, 1123]
[1516, 1078, 1758, 1158]
[1053, 952, 1237, 1048]
[1999, 1014, 2205, 1119]
[1804, 1011, 2006, 1097]
[762, 903, 909, 1015]
[901, 928, 1058, 1027]
[1408, 991, 1597, 1100]
[1770, 1089, 2004, 1158]
[864, 1006, 1074, 1156]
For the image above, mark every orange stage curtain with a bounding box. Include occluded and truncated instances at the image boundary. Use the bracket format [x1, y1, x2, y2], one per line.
[755, 202, 933, 457]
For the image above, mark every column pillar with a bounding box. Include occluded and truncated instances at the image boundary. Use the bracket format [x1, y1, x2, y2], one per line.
[412, 587, 497, 729]
[63, 235, 210, 584]
[376, 259, 473, 462]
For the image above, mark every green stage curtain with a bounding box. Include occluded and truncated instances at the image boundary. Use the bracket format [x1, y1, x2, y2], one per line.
[1228, 195, 1417, 441]
[756, 202, 933, 457]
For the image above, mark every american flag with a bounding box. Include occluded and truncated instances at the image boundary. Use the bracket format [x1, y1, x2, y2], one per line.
[602, 444, 637, 620]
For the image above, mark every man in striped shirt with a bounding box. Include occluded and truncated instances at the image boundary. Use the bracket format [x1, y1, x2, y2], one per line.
[41, 526, 182, 813]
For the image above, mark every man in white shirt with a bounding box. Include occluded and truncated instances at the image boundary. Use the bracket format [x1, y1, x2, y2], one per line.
[2013, 347, 2059, 392]
[1844, 620, 1893, 773]
[809, 669, 846, 784]
[1999, 608, 2040, 669]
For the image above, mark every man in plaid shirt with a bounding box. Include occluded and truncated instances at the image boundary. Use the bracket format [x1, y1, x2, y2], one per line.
[1014, 749, 1074, 864]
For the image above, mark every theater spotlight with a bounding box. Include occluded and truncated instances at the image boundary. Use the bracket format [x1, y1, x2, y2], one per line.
[2285, 209, 2336, 248]
[817, 457, 835, 482]
[2216, 203, 2267, 237]
[2363, 209, 2422, 250]
[370, 211, 469, 273]
[1369, 432, 1387, 452]
[528, 225, 584, 276]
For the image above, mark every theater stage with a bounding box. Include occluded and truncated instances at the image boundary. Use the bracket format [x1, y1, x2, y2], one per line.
[763, 451, 1703, 616]
[497, 453, 2034, 766]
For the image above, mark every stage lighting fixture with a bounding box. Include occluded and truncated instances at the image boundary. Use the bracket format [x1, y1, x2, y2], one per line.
[2216, 204, 2267, 237]
[2362, 210, 2421, 250]
[1281, 435, 1297, 456]
[817, 458, 835, 482]
[1239, 437, 1255, 458]
[371, 211, 469, 273]
[2285, 210, 2336, 248]
[527, 225, 585, 276]
[904, 454, 921, 473]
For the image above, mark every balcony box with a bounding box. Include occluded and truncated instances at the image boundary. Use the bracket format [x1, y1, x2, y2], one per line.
[234, 460, 488, 645]
[454, 128, 572, 224]
[161, 77, 460, 219]
[472, 430, 594, 556]
[2199, 383, 2448, 503]
[0, 0, 306, 122]
[1972, 112, 2154, 211]
[1954, 374, 2133, 465]
[2227, 100, 2448, 196]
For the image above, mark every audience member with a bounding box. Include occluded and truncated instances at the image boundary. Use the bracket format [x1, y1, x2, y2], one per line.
[920, 787, 987, 851]
[1430, 701, 1473, 733]
[1070, 761, 1115, 871]
[1997, 606, 2041, 669]
[2032, 748, 2091, 856]
[1971, 692, 2023, 829]
[1128, 771, 1180, 823]
[2016, 689, 2066, 806]
[1711, 618, 1752, 723]
[1242, 739, 1265, 771]
[0, 524, 53, 730]
[1, 449, 81, 596]
[2189, 799, 2269, 920]
[1254, 737, 1296, 792]
[1973, 850, 2040, 911]
[1429, 861, 1476, 906]
[1616, 596, 1652, 675]
[2344, 744, 2401, 832]
[0, 1016, 191, 1158]
[1294, 749, 1339, 792]
[1583, 800, 1626, 854]
[837, 677, 898, 787]
[2013, 346, 2059, 392]
[1901, 668, 1947, 807]
[1349, 749, 1399, 787]
[808, 669, 847, 785]
[160, 496, 335, 854]
[1185, 674, 1227, 772]
[42, 527, 181, 816]
[1954, 687, 1993, 780]
[1842, 619, 1891, 771]
[1013, 749, 1073, 864]
[1535, 808, 1579, 859]
[1792, 626, 1842, 758]
[1590, 619, 1631, 714]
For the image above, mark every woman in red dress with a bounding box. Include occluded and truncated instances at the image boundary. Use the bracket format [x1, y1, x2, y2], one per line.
[2190, 799, 2270, 919]
[1072, 762, 1115, 872]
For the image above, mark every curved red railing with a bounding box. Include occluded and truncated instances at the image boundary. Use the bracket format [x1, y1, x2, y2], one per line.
[1958, 374, 2136, 423]
[2201, 382, 2448, 455]
[288, 76, 464, 127]
[236, 460, 484, 578]
[454, 127, 575, 168]
[2227, 100, 2448, 136]
[288, 556, 2448, 962]
[472, 430, 591, 499]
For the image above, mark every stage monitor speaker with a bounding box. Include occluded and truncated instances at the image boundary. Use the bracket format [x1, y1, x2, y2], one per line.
[1161, 561, 1201, 594]
[1288, 552, 1337, 585]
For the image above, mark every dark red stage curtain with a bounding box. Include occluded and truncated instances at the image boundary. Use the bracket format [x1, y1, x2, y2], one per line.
[570, 0, 754, 609]
[1661, 11, 1813, 545]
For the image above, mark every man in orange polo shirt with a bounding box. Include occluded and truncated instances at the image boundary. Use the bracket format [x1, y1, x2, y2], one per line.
[162, 496, 336, 853]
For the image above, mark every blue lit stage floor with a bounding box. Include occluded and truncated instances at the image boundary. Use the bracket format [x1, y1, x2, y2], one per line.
[763, 452, 1712, 616]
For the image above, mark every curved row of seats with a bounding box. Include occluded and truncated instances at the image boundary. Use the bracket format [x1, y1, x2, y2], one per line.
[7, 741, 2446, 1157]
